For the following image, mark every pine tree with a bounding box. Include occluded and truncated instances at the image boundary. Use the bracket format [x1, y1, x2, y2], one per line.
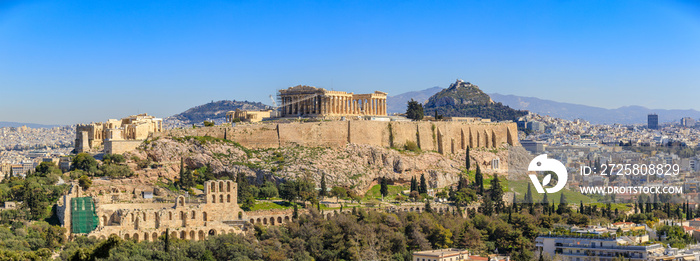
[320, 172, 327, 198]
[419, 174, 427, 194]
[293, 204, 299, 219]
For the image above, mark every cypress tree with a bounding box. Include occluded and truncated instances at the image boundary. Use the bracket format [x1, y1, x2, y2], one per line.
[525, 183, 533, 204]
[419, 174, 427, 194]
[475, 164, 484, 195]
[380, 177, 388, 198]
[320, 172, 327, 198]
[164, 228, 170, 252]
[466, 147, 471, 171]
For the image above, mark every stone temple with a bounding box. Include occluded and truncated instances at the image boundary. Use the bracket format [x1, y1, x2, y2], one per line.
[278, 85, 388, 117]
[75, 113, 163, 154]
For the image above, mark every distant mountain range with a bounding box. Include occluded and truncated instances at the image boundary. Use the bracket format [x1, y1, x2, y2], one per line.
[386, 86, 443, 114]
[488, 93, 700, 125]
[385, 85, 700, 124]
[170, 100, 271, 124]
[0, 121, 60, 128]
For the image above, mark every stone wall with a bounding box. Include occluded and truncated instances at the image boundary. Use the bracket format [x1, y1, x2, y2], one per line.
[105, 140, 144, 154]
[155, 120, 519, 154]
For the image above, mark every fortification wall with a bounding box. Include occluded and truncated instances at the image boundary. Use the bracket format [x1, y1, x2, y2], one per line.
[157, 120, 519, 154]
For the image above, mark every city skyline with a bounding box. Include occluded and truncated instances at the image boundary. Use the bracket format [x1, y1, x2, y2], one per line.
[1, 0, 700, 125]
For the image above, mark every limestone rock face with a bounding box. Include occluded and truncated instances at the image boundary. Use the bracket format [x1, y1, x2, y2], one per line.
[128, 137, 530, 193]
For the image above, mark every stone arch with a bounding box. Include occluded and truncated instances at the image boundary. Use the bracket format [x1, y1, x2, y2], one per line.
[110, 233, 117, 239]
[168, 211, 173, 220]
[263, 217, 268, 225]
[124, 234, 130, 240]
[133, 233, 139, 242]
[198, 230, 205, 240]
[284, 216, 290, 222]
[219, 194, 223, 203]
[250, 218, 255, 224]
[179, 231, 186, 239]
[492, 130, 497, 148]
[99, 236, 106, 240]
[211, 182, 216, 192]
[410, 207, 414, 212]
[189, 231, 195, 240]
[229, 229, 234, 234]
[203, 212, 208, 221]
[227, 181, 231, 192]
[144, 232, 149, 241]
[212, 195, 216, 203]
[191, 210, 196, 220]
[256, 218, 261, 223]
[178, 196, 185, 207]
[180, 211, 185, 220]
[219, 181, 224, 192]
[171, 231, 177, 239]
[152, 232, 158, 241]
[271, 217, 276, 225]
[277, 217, 282, 224]
[460, 129, 466, 150]
[227, 194, 231, 203]
[208, 229, 217, 236]
[483, 130, 490, 148]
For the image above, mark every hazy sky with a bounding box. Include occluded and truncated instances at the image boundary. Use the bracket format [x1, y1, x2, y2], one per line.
[1, 0, 699, 125]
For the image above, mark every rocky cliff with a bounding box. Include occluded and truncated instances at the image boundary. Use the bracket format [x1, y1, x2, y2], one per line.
[126, 136, 531, 193]
[424, 80, 528, 122]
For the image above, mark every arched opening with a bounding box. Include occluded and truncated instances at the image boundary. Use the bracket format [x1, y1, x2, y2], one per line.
[191, 211, 196, 219]
[238, 211, 243, 219]
[219, 195, 223, 204]
[219, 181, 224, 192]
[144, 232, 149, 241]
[263, 218, 267, 225]
[271, 218, 275, 225]
[250, 219, 255, 224]
[212, 195, 216, 203]
[227, 181, 231, 192]
[99, 236, 106, 240]
[256, 218, 261, 223]
[189, 231, 195, 240]
[284, 216, 290, 222]
[179, 197, 185, 207]
[410, 208, 414, 212]
[203, 212, 208, 221]
[211, 182, 215, 192]
[180, 231, 186, 239]
[198, 230, 205, 240]
[277, 217, 282, 224]
[152, 232, 158, 241]
[208, 229, 217, 236]
[169, 212, 172, 220]
[180, 211, 185, 220]
[124, 234, 130, 240]
[133, 233, 139, 242]
[227, 195, 231, 203]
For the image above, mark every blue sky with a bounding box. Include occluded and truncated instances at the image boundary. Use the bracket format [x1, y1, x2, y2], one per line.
[1, 0, 699, 125]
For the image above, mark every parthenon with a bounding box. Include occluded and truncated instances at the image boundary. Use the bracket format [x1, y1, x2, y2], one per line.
[278, 85, 387, 117]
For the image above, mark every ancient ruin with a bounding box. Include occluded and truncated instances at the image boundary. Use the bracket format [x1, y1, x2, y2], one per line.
[278, 85, 387, 117]
[225, 109, 272, 123]
[56, 180, 295, 241]
[75, 113, 163, 154]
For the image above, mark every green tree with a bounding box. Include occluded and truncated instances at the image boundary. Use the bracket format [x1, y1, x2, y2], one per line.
[406, 99, 424, 120]
[466, 146, 471, 171]
[524, 183, 533, 204]
[410, 176, 417, 192]
[319, 172, 327, 198]
[78, 175, 92, 190]
[72, 153, 98, 174]
[330, 186, 347, 202]
[379, 177, 388, 198]
[419, 174, 427, 194]
[490, 174, 504, 213]
[259, 181, 279, 199]
[474, 164, 484, 195]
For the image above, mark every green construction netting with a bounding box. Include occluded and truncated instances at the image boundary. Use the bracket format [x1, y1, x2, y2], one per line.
[71, 197, 98, 234]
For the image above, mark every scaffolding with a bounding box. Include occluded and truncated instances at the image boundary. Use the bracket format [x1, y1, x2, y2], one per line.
[71, 197, 99, 234]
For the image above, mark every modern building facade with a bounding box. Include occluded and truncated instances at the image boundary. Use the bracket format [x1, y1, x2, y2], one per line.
[648, 114, 659, 130]
[536, 235, 663, 261]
